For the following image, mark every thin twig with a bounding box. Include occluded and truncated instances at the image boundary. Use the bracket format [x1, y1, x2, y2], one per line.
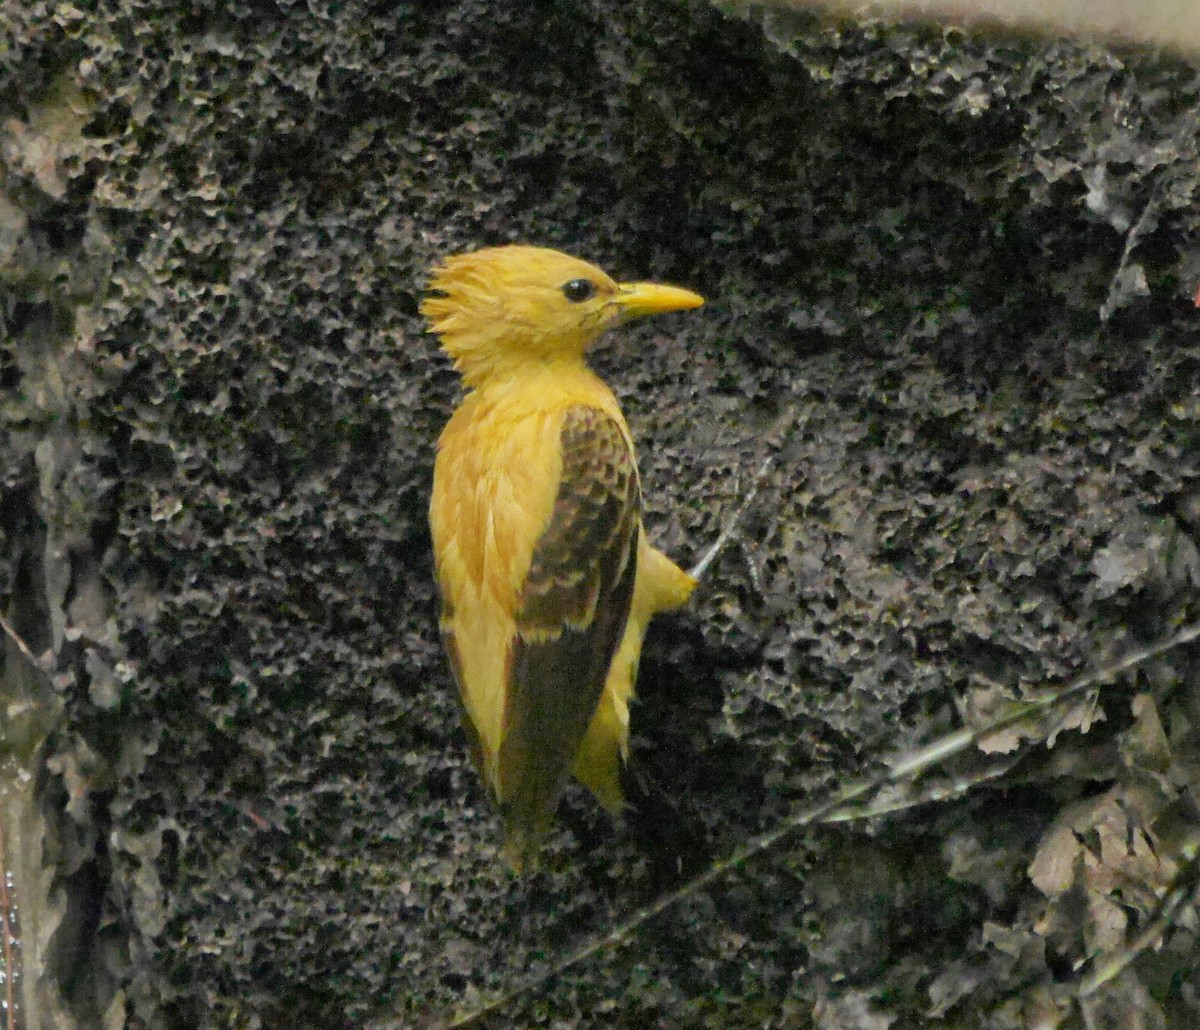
[0, 612, 44, 673]
[688, 455, 775, 582]
[1099, 94, 1200, 323]
[688, 406, 799, 583]
[431, 620, 1200, 1029]
[0, 806, 16, 1030]
[1099, 175, 1163, 324]
[821, 753, 1021, 823]
[1077, 834, 1200, 1000]
[1, 610, 42, 1028]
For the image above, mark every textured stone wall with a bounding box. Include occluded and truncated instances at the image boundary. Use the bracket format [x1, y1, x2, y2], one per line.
[1, 1, 1198, 1027]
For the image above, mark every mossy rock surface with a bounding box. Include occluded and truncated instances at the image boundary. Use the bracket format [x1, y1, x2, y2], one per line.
[1, 2, 1199, 1026]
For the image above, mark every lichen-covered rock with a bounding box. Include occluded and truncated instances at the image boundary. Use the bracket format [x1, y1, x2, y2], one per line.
[2, 1, 1199, 1027]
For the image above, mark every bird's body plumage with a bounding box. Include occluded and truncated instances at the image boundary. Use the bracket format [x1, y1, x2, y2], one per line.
[424, 245, 702, 870]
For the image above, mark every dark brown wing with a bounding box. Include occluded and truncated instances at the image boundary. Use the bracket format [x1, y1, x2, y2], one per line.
[498, 405, 640, 869]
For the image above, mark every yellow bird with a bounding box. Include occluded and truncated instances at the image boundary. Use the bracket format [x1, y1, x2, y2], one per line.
[424, 245, 704, 871]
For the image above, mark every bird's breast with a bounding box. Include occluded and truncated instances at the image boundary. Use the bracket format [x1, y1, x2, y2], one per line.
[431, 372, 628, 610]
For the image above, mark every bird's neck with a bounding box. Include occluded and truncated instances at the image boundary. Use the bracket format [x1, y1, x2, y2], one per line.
[454, 350, 592, 393]
[463, 358, 617, 412]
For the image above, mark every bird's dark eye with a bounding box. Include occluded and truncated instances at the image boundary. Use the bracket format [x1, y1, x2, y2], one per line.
[561, 278, 597, 303]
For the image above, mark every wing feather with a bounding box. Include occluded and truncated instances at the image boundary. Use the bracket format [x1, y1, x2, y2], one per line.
[498, 405, 639, 868]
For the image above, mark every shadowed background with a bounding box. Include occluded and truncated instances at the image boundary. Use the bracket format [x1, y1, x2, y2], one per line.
[2, 1, 1199, 1027]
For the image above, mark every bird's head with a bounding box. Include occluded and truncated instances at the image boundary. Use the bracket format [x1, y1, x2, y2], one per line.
[421, 245, 703, 387]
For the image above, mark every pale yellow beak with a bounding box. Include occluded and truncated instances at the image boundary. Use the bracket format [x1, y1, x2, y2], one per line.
[612, 281, 705, 319]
